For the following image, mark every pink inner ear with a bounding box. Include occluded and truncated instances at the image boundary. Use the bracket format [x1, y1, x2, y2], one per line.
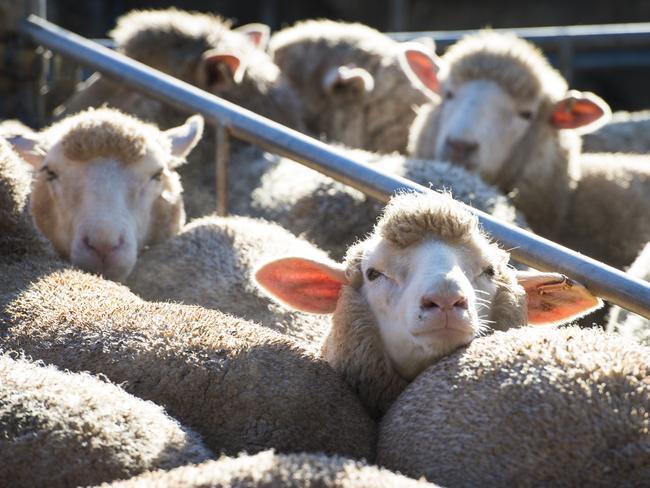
[518, 272, 602, 325]
[550, 98, 605, 129]
[255, 258, 347, 314]
[404, 49, 440, 93]
[204, 54, 241, 79]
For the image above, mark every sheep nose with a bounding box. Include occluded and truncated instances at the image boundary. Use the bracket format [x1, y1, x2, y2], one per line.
[420, 292, 468, 312]
[83, 234, 124, 261]
[445, 137, 478, 160]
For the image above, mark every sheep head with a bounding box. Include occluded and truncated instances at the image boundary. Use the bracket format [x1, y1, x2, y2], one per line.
[8, 108, 203, 282]
[403, 31, 610, 183]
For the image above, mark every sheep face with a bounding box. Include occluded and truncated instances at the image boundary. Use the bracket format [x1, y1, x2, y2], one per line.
[356, 234, 500, 379]
[434, 79, 540, 180]
[9, 111, 203, 282]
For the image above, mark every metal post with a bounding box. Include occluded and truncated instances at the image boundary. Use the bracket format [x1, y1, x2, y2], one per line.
[215, 123, 230, 217]
[19, 16, 650, 320]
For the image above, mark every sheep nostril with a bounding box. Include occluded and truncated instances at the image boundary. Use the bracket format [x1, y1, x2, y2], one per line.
[454, 297, 469, 310]
[420, 297, 440, 310]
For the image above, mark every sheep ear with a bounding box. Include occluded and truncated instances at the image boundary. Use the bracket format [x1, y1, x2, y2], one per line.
[6, 134, 46, 168]
[164, 115, 204, 162]
[322, 66, 375, 96]
[550, 90, 611, 133]
[235, 23, 270, 50]
[399, 42, 443, 96]
[200, 50, 245, 90]
[255, 257, 348, 314]
[516, 271, 603, 325]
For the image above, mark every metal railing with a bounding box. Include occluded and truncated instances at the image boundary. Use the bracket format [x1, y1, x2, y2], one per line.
[19, 15, 650, 320]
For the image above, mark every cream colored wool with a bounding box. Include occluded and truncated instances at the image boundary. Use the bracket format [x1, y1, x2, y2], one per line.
[97, 450, 440, 487]
[378, 326, 650, 488]
[269, 19, 432, 154]
[0, 140, 377, 461]
[563, 152, 650, 268]
[0, 354, 211, 488]
[607, 242, 650, 345]
[127, 215, 333, 351]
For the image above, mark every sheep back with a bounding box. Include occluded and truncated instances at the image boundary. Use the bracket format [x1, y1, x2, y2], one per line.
[0, 353, 211, 488]
[97, 450, 440, 487]
[378, 326, 650, 488]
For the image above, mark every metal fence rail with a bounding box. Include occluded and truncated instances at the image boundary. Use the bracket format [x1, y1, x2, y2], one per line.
[19, 15, 650, 320]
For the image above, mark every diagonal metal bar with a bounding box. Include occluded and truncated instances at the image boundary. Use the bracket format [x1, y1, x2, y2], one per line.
[19, 15, 650, 320]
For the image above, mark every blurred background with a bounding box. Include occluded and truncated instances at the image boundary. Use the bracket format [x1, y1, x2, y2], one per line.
[45, 0, 650, 112]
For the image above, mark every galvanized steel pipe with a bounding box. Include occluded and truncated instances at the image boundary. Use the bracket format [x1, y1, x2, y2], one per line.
[20, 15, 650, 320]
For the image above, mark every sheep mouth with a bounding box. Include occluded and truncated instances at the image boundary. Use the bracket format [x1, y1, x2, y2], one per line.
[411, 321, 475, 338]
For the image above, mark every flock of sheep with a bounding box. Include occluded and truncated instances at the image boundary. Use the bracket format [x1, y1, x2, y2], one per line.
[1, 8, 650, 487]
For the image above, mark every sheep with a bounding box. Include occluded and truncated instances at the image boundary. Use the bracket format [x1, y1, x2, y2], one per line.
[126, 215, 335, 351]
[583, 109, 650, 153]
[0, 353, 211, 488]
[268, 19, 437, 154]
[6, 107, 204, 281]
[255, 192, 601, 417]
[607, 242, 650, 345]
[249, 146, 529, 260]
[0, 139, 377, 461]
[401, 31, 650, 268]
[377, 326, 650, 487]
[56, 8, 304, 219]
[95, 450, 439, 487]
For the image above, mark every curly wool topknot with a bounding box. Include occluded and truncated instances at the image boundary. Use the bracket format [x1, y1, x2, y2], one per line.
[443, 31, 568, 102]
[377, 192, 479, 249]
[47, 108, 169, 164]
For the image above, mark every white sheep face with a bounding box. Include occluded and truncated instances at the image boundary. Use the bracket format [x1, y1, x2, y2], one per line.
[11, 114, 203, 282]
[360, 234, 499, 379]
[34, 143, 177, 282]
[435, 79, 539, 181]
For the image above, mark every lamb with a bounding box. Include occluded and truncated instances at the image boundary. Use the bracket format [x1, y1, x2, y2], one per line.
[377, 326, 650, 487]
[255, 192, 601, 417]
[126, 215, 335, 350]
[7, 107, 204, 281]
[0, 353, 211, 488]
[401, 31, 650, 268]
[607, 242, 650, 345]
[96, 450, 439, 488]
[56, 8, 304, 218]
[0, 139, 377, 460]
[268, 19, 436, 154]
[583, 109, 650, 153]
[249, 146, 529, 261]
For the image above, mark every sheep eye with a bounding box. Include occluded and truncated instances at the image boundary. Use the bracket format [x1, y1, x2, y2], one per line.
[518, 110, 533, 120]
[445, 91, 454, 101]
[482, 264, 495, 278]
[365, 268, 383, 281]
[151, 169, 164, 181]
[41, 166, 58, 182]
